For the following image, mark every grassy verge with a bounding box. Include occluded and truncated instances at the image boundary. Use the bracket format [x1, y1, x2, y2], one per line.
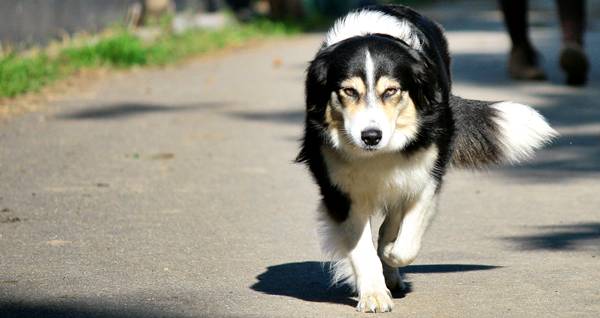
[0, 19, 298, 99]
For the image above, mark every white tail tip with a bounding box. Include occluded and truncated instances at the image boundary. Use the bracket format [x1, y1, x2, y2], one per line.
[491, 101, 558, 163]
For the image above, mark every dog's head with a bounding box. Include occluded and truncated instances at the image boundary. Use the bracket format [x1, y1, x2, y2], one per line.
[306, 34, 441, 157]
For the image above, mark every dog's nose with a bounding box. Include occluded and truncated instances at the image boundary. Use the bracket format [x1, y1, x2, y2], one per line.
[361, 129, 382, 146]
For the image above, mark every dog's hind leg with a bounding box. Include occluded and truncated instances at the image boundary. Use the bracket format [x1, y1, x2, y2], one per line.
[380, 181, 439, 268]
[320, 204, 394, 313]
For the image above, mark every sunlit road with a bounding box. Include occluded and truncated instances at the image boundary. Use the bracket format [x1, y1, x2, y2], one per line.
[1, 2, 599, 317]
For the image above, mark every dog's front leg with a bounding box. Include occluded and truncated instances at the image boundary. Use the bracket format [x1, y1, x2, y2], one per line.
[381, 182, 438, 268]
[344, 207, 394, 313]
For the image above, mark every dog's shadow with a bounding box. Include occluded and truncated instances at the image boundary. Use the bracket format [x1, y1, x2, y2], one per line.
[250, 261, 499, 307]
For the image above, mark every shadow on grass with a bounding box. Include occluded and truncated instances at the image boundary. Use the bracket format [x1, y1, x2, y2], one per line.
[505, 222, 600, 251]
[55, 102, 229, 120]
[251, 261, 500, 307]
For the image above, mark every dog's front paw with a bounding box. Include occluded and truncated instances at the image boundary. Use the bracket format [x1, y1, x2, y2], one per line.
[381, 243, 418, 268]
[356, 289, 394, 313]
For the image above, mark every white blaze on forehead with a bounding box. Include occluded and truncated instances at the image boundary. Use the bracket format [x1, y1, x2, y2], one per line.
[364, 49, 376, 105]
[365, 50, 375, 96]
[325, 10, 422, 51]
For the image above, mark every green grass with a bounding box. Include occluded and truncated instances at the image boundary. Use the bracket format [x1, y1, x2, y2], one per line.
[0, 54, 60, 98]
[0, 19, 298, 99]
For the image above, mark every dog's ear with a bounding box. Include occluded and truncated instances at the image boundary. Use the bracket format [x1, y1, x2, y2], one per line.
[298, 46, 333, 164]
[407, 51, 443, 110]
[305, 46, 333, 115]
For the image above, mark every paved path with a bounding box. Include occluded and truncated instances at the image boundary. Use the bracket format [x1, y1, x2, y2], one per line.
[1, 2, 599, 317]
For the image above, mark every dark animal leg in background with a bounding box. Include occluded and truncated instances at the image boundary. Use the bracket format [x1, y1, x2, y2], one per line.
[499, 0, 530, 48]
[556, 0, 588, 85]
[556, 0, 586, 45]
[498, 0, 546, 80]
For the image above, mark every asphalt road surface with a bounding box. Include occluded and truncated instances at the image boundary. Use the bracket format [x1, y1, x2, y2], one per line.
[1, 2, 599, 317]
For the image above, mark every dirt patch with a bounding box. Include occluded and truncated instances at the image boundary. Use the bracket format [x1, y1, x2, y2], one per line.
[0, 216, 21, 223]
[0, 280, 18, 285]
[150, 153, 175, 160]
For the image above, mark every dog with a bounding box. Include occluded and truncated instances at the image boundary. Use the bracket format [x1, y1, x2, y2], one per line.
[296, 4, 557, 313]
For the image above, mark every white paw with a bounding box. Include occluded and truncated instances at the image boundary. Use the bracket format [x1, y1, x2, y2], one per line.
[356, 289, 394, 313]
[381, 243, 418, 268]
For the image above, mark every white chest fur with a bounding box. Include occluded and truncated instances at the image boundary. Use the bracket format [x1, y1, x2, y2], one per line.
[323, 145, 439, 210]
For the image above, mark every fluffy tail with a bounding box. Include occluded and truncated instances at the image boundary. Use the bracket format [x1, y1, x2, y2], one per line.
[450, 95, 557, 169]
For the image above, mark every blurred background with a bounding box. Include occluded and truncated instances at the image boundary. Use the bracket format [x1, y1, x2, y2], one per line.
[0, 0, 422, 47]
[1, 1, 599, 317]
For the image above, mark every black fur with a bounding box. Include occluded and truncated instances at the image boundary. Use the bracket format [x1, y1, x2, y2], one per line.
[297, 5, 455, 223]
[295, 7, 552, 312]
[297, 5, 511, 223]
[449, 96, 504, 168]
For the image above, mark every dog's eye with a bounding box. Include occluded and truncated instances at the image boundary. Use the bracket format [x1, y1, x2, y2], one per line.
[342, 88, 359, 98]
[383, 88, 399, 99]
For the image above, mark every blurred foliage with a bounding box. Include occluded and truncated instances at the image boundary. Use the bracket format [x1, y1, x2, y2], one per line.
[0, 54, 59, 98]
[0, 0, 439, 99]
[0, 19, 297, 99]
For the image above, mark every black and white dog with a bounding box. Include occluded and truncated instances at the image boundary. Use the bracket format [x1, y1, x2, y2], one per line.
[297, 5, 556, 313]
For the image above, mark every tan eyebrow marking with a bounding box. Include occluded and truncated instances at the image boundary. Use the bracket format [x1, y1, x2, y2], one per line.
[337, 76, 367, 115]
[376, 76, 401, 95]
[340, 77, 366, 95]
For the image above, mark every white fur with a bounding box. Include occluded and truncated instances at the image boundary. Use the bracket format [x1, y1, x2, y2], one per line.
[330, 93, 418, 156]
[491, 102, 558, 163]
[350, 216, 393, 313]
[325, 9, 422, 51]
[386, 124, 419, 151]
[317, 206, 354, 285]
[365, 50, 376, 98]
[318, 145, 439, 312]
[345, 107, 391, 152]
[319, 204, 393, 313]
[323, 145, 438, 202]
[330, 77, 396, 154]
[381, 181, 438, 267]
[387, 92, 420, 151]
